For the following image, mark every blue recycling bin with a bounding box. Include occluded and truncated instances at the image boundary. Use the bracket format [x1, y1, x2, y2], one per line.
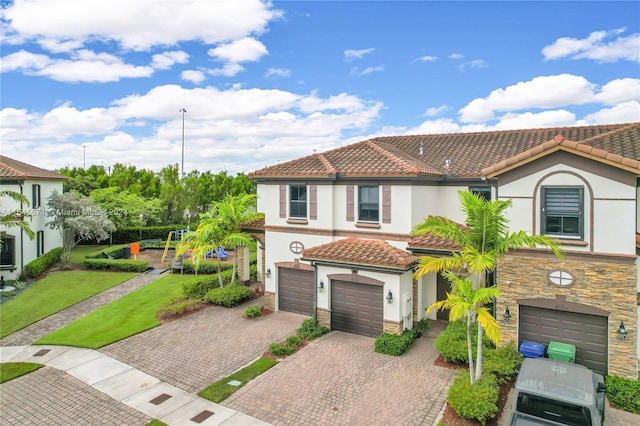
[519, 340, 546, 358]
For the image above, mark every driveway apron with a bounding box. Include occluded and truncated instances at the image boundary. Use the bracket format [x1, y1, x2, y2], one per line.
[224, 324, 456, 426]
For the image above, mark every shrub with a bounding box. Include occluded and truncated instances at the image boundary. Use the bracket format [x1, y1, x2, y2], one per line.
[245, 305, 262, 318]
[414, 318, 431, 336]
[269, 342, 296, 356]
[285, 335, 302, 347]
[483, 342, 523, 383]
[296, 318, 330, 340]
[606, 376, 640, 414]
[83, 258, 149, 272]
[183, 276, 220, 299]
[206, 284, 253, 307]
[447, 371, 499, 424]
[157, 298, 202, 320]
[374, 329, 418, 356]
[434, 320, 492, 364]
[23, 247, 64, 277]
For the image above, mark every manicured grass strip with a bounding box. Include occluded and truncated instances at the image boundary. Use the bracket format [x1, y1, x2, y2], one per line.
[198, 357, 277, 403]
[0, 271, 138, 338]
[145, 420, 169, 426]
[35, 274, 193, 349]
[69, 244, 130, 264]
[0, 362, 44, 384]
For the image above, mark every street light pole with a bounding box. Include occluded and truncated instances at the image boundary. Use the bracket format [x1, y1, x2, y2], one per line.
[82, 144, 87, 169]
[179, 108, 187, 177]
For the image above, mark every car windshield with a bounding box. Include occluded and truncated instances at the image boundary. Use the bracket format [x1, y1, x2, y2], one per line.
[516, 392, 592, 426]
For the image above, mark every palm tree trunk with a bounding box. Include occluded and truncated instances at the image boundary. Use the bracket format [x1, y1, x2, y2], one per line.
[467, 315, 476, 385]
[475, 323, 484, 380]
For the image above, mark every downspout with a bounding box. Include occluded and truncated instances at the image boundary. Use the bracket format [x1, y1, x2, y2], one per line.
[312, 261, 318, 321]
[19, 181, 24, 274]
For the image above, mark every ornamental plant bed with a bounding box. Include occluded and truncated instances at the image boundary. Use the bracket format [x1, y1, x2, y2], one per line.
[157, 302, 211, 324]
[435, 356, 514, 426]
[262, 338, 309, 361]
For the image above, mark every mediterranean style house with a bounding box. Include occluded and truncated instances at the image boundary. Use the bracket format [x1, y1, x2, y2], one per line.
[0, 156, 66, 281]
[242, 122, 640, 380]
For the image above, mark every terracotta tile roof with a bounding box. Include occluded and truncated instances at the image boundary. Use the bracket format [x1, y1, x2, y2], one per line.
[249, 122, 640, 179]
[407, 218, 466, 251]
[0, 156, 67, 181]
[240, 215, 265, 231]
[302, 237, 419, 270]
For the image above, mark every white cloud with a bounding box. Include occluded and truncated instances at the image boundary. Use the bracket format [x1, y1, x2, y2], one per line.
[493, 110, 578, 130]
[350, 66, 384, 77]
[542, 28, 640, 63]
[583, 101, 640, 124]
[206, 37, 268, 77]
[593, 78, 640, 105]
[449, 53, 463, 59]
[151, 51, 189, 70]
[344, 48, 375, 61]
[457, 59, 488, 72]
[182, 70, 206, 84]
[265, 68, 292, 78]
[2, 0, 281, 52]
[459, 74, 596, 122]
[414, 55, 438, 63]
[423, 105, 449, 117]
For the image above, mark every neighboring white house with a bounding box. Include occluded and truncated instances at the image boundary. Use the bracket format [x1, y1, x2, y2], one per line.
[244, 122, 640, 380]
[0, 156, 67, 281]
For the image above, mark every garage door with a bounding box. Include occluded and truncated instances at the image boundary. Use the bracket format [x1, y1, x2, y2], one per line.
[519, 306, 608, 375]
[332, 280, 383, 337]
[278, 268, 314, 315]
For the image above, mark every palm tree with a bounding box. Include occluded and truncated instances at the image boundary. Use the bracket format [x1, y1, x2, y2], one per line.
[427, 270, 501, 384]
[176, 195, 256, 287]
[209, 194, 259, 283]
[0, 190, 35, 248]
[413, 190, 563, 383]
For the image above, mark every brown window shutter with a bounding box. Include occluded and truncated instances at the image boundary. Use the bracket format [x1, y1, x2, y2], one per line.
[346, 185, 354, 222]
[310, 185, 317, 220]
[279, 185, 286, 218]
[382, 185, 391, 223]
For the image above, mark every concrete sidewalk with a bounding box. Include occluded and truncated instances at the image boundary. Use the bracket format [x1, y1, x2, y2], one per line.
[1, 345, 270, 426]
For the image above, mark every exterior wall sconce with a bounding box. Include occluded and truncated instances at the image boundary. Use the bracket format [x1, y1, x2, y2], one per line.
[618, 321, 628, 340]
[503, 307, 511, 323]
[386, 290, 393, 304]
[318, 279, 324, 290]
[266, 268, 271, 277]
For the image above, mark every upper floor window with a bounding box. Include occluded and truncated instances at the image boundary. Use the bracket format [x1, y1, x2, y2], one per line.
[32, 184, 41, 208]
[470, 186, 491, 201]
[358, 185, 379, 222]
[289, 185, 307, 218]
[542, 186, 583, 239]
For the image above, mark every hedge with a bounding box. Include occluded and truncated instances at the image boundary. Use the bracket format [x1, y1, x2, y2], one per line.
[83, 258, 149, 272]
[23, 247, 64, 277]
[448, 371, 499, 424]
[374, 329, 418, 356]
[206, 284, 253, 307]
[183, 276, 222, 299]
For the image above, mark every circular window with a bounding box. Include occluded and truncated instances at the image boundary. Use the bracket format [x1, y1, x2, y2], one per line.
[547, 270, 575, 287]
[290, 241, 304, 254]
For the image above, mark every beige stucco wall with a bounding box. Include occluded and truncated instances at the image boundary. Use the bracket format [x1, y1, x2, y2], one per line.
[498, 253, 638, 380]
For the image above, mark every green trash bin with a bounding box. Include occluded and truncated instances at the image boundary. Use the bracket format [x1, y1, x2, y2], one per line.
[122, 247, 131, 259]
[547, 341, 576, 363]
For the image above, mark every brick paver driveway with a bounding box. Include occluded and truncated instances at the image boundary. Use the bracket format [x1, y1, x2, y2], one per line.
[100, 298, 304, 393]
[224, 322, 456, 426]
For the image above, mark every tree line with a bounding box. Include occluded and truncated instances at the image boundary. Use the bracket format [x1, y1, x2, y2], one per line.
[57, 163, 255, 227]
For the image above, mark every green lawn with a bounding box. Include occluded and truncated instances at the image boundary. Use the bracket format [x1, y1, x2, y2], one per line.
[0, 271, 138, 338]
[198, 357, 277, 403]
[68, 244, 128, 264]
[35, 274, 193, 349]
[0, 362, 44, 384]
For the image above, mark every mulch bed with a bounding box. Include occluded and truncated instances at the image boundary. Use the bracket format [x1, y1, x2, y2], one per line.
[435, 355, 514, 426]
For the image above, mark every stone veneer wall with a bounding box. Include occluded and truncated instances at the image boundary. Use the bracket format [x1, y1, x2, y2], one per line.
[264, 291, 275, 311]
[237, 247, 246, 282]
[383, 320, 403, 335]
[317, 308, 330, 329]
[498, 254, 638, 379]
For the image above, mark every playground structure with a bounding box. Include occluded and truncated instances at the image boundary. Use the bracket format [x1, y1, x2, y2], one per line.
[161, 228, 229, 264]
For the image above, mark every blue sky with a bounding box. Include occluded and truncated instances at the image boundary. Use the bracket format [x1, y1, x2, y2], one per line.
[1, 0, 639, 175]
